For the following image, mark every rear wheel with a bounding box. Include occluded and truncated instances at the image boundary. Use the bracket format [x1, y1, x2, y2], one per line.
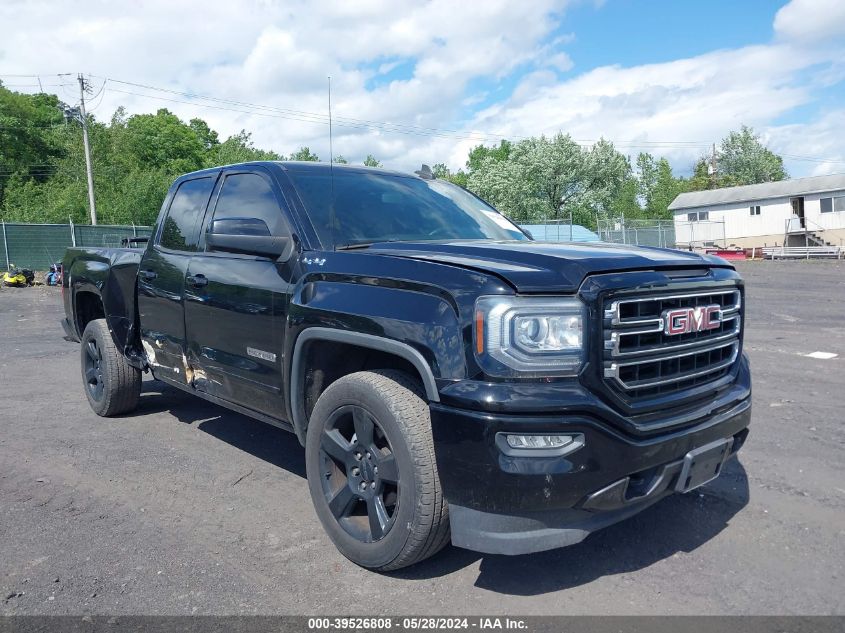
[305, 370, 450, 571]
[80, 318, 141, 416]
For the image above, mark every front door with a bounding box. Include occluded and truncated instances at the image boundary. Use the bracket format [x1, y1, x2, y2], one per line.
[184, 168, 294, 418]
[791, 196, 805, 228]
[137, 174, 217, 385]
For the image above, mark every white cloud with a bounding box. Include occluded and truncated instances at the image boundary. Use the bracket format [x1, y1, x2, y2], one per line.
[0, 0, 844, 177]
[774, 0, 845, 42]
[767, 109, 845, 176]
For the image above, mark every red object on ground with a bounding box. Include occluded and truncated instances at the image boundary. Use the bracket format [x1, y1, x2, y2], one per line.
[705, 249, 748, 260]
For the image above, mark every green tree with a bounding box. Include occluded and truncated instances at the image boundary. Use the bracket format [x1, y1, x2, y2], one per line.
[0, 84, 67, 211]
[649, 158, 685, 218]
[189, 118, 219, 151]
[467, 134, 631, 226]
[211, 130, 281, 167]
[717, 126, 788, 185]
[466, 140, 512, 172]
[432, 163, 450, 178]
[363, 154, 382, 167]
[610, 177, 641, 220]
[289, 146, 319, 162]
[634, 153, 685, 218]
[122, 108, 206, 174]
[0, 82, 284, 224]
[636, 153, 658, 203]
[333, 155, 348, 164]
[688, 126, 788, 192]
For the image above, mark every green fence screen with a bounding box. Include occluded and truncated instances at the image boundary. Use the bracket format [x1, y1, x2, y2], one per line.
[1, 222, 154, 270]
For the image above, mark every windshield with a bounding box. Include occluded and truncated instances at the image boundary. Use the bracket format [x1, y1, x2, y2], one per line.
[285, 169, 529, 248]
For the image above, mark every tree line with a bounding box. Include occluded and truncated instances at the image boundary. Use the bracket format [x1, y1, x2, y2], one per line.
[0, 82, 788, 228]
[434, 127, 788, 227]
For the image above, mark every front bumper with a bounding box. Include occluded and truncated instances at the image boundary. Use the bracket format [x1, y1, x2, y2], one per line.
[430, 360, 751, 555]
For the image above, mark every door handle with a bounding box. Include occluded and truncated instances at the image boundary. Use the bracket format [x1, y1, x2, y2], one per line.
[187, 274, 208, 288]
[140, 269, 157, 281]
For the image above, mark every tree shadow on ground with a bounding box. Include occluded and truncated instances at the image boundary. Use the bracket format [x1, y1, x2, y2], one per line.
[135, 378, 305, 477]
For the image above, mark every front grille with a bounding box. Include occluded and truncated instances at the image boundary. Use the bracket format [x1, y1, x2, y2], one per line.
[602, 288, 741, 399]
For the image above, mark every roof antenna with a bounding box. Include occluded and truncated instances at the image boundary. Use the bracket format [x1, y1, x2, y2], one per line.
[415, 164, 435, 180]
[328, 75, 336, 251]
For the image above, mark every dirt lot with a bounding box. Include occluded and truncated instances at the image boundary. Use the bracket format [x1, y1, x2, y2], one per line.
[0, 260, 843, 615]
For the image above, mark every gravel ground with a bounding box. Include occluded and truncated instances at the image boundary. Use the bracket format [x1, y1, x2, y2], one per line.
[0, 260, 843, 615]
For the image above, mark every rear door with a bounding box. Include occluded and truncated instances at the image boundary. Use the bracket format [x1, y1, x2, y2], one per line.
[137, 174, 217, 385]
[183, 167, 294, 417]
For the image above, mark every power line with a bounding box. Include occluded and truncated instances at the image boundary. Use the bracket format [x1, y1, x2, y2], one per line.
[104, 86, 524, 143]
[779, 153, 845, 164]
[99, 78, 722, 149]
[7, 72, 845, 165]
[97, 76, 522, 141]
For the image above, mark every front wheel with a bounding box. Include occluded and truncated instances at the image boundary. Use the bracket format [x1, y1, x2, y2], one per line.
[305, 370, 450, 571]
[80, 318, 141, 416]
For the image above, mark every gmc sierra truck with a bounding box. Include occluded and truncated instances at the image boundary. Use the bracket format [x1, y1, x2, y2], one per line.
[62, 161, 751, 571]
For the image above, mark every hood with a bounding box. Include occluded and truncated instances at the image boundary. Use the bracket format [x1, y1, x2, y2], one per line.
[366, 240, 732, 293]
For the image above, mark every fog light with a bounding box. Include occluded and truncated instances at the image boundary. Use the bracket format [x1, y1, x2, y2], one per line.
[506, 434, 573, 449]
[497, 432, 585, 457]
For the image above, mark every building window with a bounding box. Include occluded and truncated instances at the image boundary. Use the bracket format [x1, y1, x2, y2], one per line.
[687, 211, 709, 222]
[749, 205, 761, 216]
[821, 196, 845, 213]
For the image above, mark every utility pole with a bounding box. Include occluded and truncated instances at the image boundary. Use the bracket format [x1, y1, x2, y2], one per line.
[78, 73, 97, 225]
[708, 142, 717, 187]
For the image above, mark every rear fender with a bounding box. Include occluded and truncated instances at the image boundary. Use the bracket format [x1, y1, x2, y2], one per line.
[69, 250, 143, 365]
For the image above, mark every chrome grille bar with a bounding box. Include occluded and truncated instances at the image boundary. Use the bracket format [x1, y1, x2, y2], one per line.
[601, 286, 742, 398]
[604, 289, 741, 326]
[605, 315, 741, 357]
[604, 340, 738, 390]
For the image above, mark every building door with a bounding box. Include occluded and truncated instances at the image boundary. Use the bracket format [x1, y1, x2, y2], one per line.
[791, 197, 805, 228]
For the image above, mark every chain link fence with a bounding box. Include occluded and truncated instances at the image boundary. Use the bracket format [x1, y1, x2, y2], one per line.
[671, 220, 727, 249]
[1, 221, 154, 270]
[596, 218, 677, 248]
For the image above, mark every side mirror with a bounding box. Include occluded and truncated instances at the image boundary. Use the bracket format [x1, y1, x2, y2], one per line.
[207, 218, 293, 261]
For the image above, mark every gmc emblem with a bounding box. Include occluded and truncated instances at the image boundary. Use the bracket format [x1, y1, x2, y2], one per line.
[662, 305, 721, 336]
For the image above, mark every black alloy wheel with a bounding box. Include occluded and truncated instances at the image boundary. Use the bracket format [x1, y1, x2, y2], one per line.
[83, 338, 105, 402]
[79, 318, 141, 417]
[318, 405, 400, 543]
[305, 370, 450, 570]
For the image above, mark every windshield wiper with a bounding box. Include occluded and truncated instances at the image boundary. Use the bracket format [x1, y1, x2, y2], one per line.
[335, 242, 376, 250]
[335, 239, 408, 251]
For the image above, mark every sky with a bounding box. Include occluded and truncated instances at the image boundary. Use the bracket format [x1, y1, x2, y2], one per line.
[1, 0, 844, 177]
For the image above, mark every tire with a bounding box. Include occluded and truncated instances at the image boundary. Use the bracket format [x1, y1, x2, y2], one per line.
[80, 318, 141, 417]
[305, 370, 450, 571]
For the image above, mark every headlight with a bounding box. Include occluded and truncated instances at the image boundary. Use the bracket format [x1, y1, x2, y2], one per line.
[474, 296, 587, 377]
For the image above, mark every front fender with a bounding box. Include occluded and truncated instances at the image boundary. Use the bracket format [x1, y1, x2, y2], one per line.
[289, 277, 467, 379]
[284, 277, 466, 443]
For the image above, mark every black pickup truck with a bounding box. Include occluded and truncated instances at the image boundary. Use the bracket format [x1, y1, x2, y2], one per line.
[62, 161, 751, 570]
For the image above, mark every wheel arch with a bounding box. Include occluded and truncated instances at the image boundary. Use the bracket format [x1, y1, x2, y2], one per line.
[289, 328, 440, 445]
[74, 288, 106, 337]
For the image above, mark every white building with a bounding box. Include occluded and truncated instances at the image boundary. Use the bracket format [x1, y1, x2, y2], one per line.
[669, 174, 845, 249]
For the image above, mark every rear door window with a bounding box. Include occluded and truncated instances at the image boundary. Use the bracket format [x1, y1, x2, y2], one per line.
[159, 177, 215, 251]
